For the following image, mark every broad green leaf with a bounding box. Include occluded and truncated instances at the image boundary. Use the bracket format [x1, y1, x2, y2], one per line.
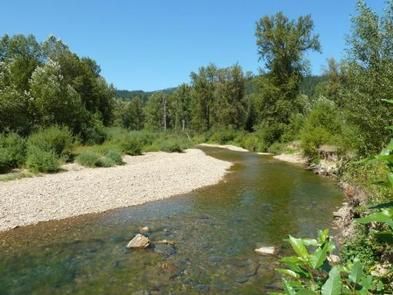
[321, 267, 342, 295]
[359, 275, 373, 294]
[303, 238, 318, 247]
[382, 99, 393, 104]
[277, 268, 300, 279]
[356, 211, 393, 226]
[310, 243, 329, 269]
[318, 229, 330, 243]
[282, 279, 297, 295]
[288, 235, 309, 259]
[348, 258, 362, 284]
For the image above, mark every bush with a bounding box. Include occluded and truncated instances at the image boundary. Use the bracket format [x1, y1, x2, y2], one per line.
[26, 146, 59, 173]
[119, 134, 143, 155]
[301, 126, 332, 159]
[0, 133, 26, 173]
[209, 128, 238, 144]
[76, 151, 101, 167]
[27, 126, 73, 159]
[268, 142, 285, 154]
[240, 133, 259, 152]
[105, 150, 123, 165]
[95, 156, 116, 167]
[159, 140, 183, 153]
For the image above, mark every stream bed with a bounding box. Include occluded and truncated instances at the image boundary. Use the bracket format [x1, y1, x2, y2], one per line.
[0, 147, 343, 294]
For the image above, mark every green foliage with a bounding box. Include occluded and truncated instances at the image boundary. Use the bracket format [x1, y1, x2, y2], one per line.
[119, 134, 143, 156]
[26, 146, 59, 173]
[0, 133, 26, 173]
[341, 0, 393, 155]
[105, 150, 123, 165]
[277, 230, 382, 294]
[209, 128, 238, 145]
[121, 97, 145, 130]
[27, 126, 73, 159]
[95, 156, 116, 168]
[0, 34, 114, 142]
[254, 12, 321, 143]
[76, 151, 101, 167]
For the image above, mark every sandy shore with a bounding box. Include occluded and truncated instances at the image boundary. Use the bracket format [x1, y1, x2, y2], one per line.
[273, 153, 306, 165]
[0, 149, 232, 232]
[198, 143, 249, 152]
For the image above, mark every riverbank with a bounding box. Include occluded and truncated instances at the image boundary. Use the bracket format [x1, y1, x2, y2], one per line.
[0, 149, 232, 232]
[198, 143, 249, 152]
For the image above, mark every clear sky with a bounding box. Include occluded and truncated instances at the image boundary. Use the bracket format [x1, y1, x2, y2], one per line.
[0, 0, 386, 91]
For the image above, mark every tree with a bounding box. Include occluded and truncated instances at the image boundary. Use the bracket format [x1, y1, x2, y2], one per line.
[144, 92, 167, 130]
[170, 84, 192, 130]
[190, 64, 217, 131]
[29, 60, 88, 134]
[342, 0, 393, 154]
[254, 12, 321, 143]
[122, 97, 145, 130]
[212, 65, 246, 129]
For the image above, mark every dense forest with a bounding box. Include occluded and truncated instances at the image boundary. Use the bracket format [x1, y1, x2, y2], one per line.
[0, 0, 392, 293]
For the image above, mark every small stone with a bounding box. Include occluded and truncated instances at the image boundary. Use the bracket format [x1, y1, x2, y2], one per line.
[155, 239, 175, 245]
[126, 234, 150, 249]
[328, 254, 341, 264]
[254, 246, 276, 255]
[139, 226, 150, 233]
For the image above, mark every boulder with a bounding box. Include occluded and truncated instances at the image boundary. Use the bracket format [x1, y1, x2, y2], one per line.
[126, 234, 150, 249]
[254, 246, 276, 255]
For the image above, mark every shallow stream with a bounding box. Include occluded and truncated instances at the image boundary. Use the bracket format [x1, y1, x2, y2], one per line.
[0, 147, 343, 294]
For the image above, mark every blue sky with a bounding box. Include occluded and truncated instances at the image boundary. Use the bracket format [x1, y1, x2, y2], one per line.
[0, 0, 386, 91]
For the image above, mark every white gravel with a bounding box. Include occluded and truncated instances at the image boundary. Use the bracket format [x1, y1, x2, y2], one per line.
[0, 149, 232, 232]
[198, 143, 249, 152]
[273, 153, 306, 165]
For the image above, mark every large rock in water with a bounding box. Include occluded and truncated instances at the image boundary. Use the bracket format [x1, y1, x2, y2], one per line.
[126, 234, 150, 249]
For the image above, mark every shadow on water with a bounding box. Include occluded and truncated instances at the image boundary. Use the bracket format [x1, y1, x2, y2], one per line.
[0, 147, 343, 294]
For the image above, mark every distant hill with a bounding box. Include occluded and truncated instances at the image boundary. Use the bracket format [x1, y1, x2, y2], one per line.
[116, 75, 324, 102]
[115, 87, 178, 101]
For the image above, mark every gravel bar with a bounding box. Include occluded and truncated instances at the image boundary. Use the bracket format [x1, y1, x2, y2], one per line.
[0, 149, 232, 232]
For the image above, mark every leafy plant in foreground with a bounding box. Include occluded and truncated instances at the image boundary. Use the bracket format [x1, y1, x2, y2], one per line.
[275, 229, 381, 294]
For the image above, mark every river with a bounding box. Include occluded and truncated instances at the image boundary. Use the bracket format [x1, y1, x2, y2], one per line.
[0, 147, 343, 294]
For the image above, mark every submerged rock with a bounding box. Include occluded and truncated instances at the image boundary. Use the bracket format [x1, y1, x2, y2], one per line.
[126, 234, 150, 249]
[254, 246, 276, 255]
[153, 243, 176, 257]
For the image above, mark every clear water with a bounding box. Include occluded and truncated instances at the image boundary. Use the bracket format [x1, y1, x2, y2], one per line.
[0, 147, 343, 294]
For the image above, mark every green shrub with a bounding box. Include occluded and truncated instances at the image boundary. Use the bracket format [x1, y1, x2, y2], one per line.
[209, 128, 238, 144]
[159, 140, 183, 153]
[0, 133, 26, 173]
[26, 146, 59, 173]
[76, 151, 101, 167]
[105, 150, 123, 165]
[240, 133, 259, 152]
[95, 156, 116, 167]
[27, 126, 73, 159]
[81, 125, 107, 145]
[268, 142, 285, 154]
[119, 134, 143, 155]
